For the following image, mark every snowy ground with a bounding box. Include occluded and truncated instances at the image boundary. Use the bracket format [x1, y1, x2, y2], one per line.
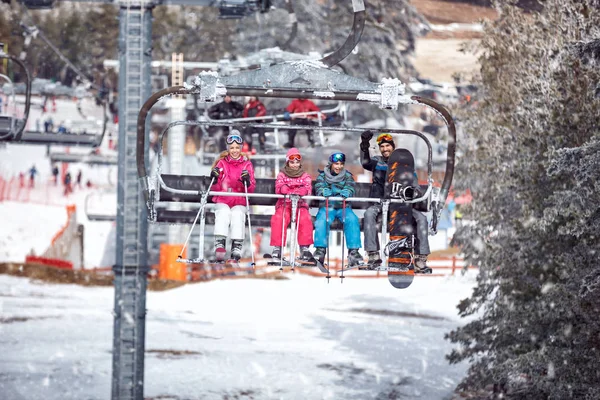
[0, 271, 476, 400]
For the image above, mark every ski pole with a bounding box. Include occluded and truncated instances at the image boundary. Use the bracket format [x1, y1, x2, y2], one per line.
[294, 204, 301, 259]
[340, 199, 346, 283]
[279, 195, 287, 271]
[243, 181, 255, 268]
[289, 195, 299, 269]
[325, 198, 331, 280]
[381, 200, 390, 269]
[179, 176, 215, 260]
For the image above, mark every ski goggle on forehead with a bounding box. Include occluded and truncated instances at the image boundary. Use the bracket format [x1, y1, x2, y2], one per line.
[288, 154, 302, 162]
[226, 134, 243, 145]
[376, 133, 393, 144]
[329, 152, 346, 163]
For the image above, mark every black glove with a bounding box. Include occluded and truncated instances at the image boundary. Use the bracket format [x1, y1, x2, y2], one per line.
[360, 130, 374, 151]
[361, 130, 374, 142]
[240, 169, 251, 186]
[210, 167, 220, 179]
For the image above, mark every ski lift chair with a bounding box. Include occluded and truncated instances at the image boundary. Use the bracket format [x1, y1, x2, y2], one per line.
[0, 46, 31, 142]
[135, 0, 456, 280]
[135, 68, 456, 268]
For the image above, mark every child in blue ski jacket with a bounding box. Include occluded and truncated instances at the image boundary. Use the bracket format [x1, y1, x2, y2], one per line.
[313, 152, 364, 267]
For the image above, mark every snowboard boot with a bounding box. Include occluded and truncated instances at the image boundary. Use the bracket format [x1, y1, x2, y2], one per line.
[313, 247, 326, 265]
[231, 239, 243, 261]
[347, 249, 364, 268]
[361, 251, 382, 270]
[297, 246, 317, 266]
[414, 254, 432, 274]
[215, 236, 227, 263]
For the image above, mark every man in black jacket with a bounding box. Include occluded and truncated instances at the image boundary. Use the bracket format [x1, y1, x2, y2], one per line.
[360, 131, 393, 268]
[360, 131, 430, 270]
[208, 96, 244, 151]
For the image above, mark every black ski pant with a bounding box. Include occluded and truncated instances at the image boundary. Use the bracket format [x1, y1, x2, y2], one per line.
[242, 125, 266, 151]
[286, 119, 315, 147]
[363, 204, 430, 255]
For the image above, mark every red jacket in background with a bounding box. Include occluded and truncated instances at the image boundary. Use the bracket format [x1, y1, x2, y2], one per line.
[243, 99, 267, 119]
[286, 99, 321, 119]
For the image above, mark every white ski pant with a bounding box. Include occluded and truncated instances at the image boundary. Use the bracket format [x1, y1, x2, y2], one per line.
[213, 203, 247, 240]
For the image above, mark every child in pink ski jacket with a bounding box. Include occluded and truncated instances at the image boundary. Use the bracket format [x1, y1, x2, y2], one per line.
[269, 148, 316, 264]
[210, 130, 256, 262]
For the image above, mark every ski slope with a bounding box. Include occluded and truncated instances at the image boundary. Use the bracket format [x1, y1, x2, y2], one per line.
[0, 270, 476, 399]
[0, 139, 116, 268]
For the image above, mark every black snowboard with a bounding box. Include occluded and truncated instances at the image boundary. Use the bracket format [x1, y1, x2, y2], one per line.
[384, 148, 417, 289]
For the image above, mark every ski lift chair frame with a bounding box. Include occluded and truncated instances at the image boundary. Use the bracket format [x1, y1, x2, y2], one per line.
[18, 98, 109, 147]
[49, 150, 118, 166]
[0, 47, 32, 142]
[84, 189, 118, 222]
[0, 48, 107, 147]
[136, 78, 456, 261]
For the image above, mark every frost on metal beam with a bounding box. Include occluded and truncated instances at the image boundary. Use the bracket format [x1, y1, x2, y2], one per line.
[219, 61, 380, 92]
[185, 63, 415, 110]
[185, 71, 226, 103]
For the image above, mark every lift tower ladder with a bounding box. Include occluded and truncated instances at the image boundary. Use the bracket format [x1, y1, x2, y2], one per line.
[112, 1, 150, 400]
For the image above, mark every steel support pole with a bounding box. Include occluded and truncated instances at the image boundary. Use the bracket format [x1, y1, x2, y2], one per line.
[111, 4, 153, 400]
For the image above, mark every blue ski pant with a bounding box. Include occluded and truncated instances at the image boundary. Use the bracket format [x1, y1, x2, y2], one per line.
[313, 207, 362, 250]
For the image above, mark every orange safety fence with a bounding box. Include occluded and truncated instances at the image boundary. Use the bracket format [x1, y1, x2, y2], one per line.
[50, 204, 77, 245]
[0, 172, 84, 206]
[25, 255, 74, 270]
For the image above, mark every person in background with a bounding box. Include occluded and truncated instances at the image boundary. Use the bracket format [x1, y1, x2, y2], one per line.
[312, 152, 364, 267]
[283, 98, 321, 148]
[64, 171, 73, 196]
[208, 95, 244, 152]
[241, 96, 267, 153]
[28, 165, 37, 188]
[268, 148, 316, 265]
[210, 130, 256, 263]
[76, 170, 83, 188]
[52, 164, 59, 185]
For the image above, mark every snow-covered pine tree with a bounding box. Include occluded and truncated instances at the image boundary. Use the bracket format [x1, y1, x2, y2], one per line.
[447, 0, 600, 398]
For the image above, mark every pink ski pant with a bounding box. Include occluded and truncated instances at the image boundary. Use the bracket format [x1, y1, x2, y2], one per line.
[270, 205, 314, 247]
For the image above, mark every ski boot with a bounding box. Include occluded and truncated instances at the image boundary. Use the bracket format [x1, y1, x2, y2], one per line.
[414, 255, 433, 274]
[231, 239, 243, 261]
[313, 247, 326, 266]
[265, 247, 291, 267]
[215, 236, 227, 263]
[360, 251, 382, 270]
[347, 249, 365, 268]
[297, 247, 317, 267]
[271, 247, 282, 260]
